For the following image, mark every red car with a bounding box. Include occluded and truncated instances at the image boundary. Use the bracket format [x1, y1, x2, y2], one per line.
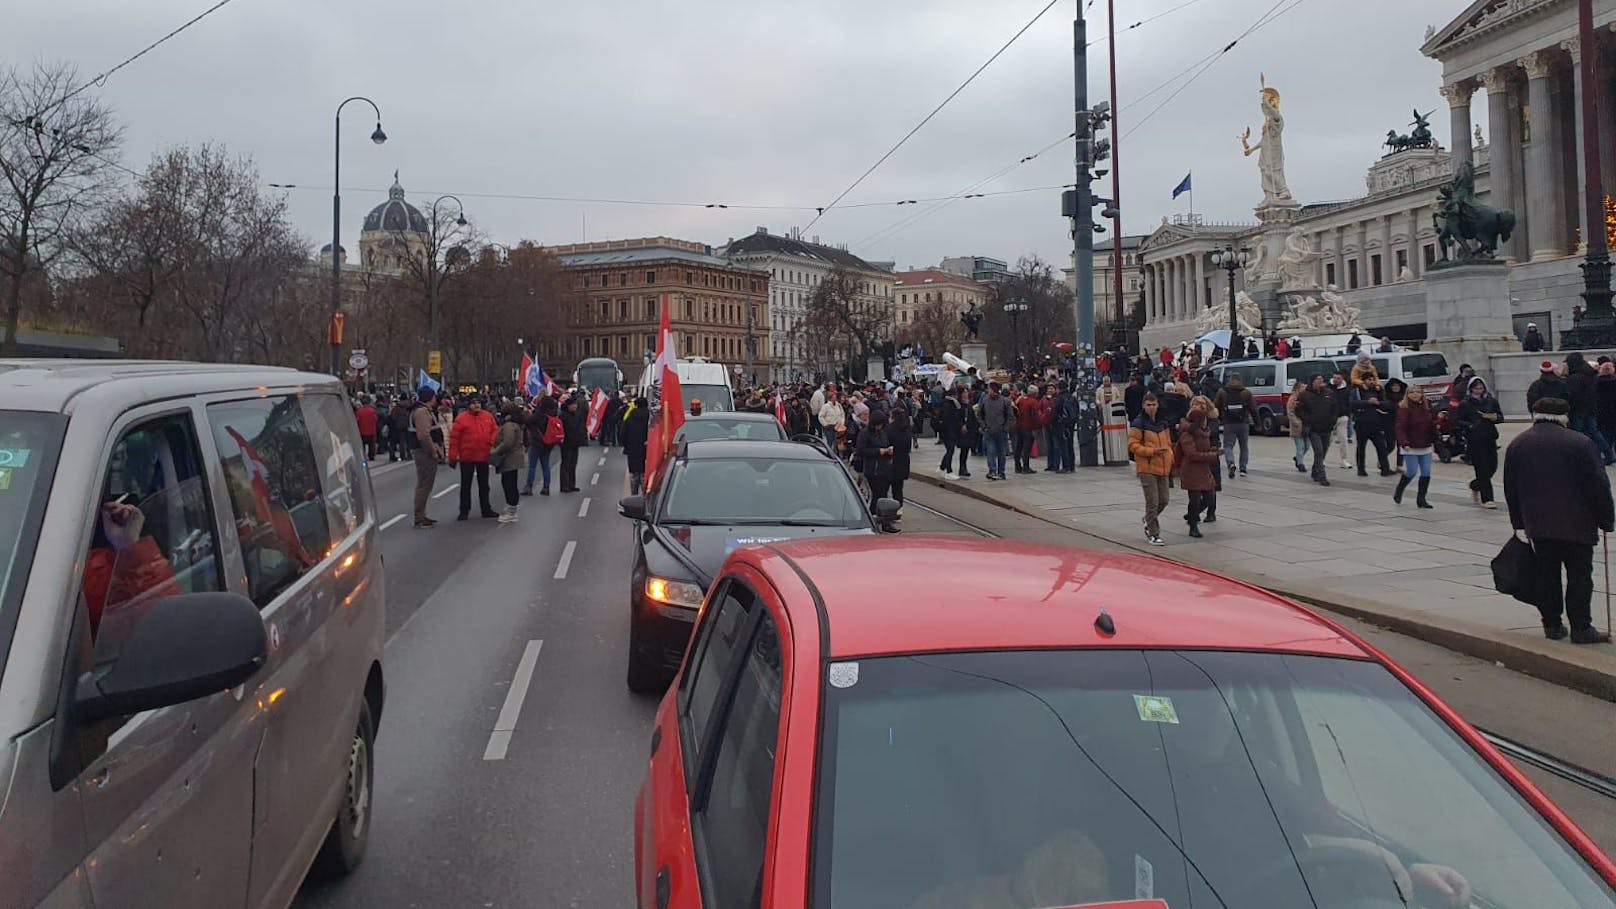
[634, 537, 1616, 909]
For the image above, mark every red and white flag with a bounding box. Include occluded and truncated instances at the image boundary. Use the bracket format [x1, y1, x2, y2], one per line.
[773, 392, 787, 429]
[586, 387, 608, 438]
[644, 294, 684, 485]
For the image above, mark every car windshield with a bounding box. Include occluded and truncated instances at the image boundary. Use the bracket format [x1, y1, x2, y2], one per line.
[659, 457, 866, 526]
[814, 649, 1616, 909]
[679, 383, 734, 412]
[0, 412, 66, 675]
[1405, 353, 1452, 379]
[676, 418, 786, 443]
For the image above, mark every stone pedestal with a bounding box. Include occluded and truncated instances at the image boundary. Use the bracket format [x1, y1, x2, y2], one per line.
[866, 355, 887, 383]
[960, 341, 988, 372]
[1424, 261, 1519, 388]
[1250, 203, 1303, 329]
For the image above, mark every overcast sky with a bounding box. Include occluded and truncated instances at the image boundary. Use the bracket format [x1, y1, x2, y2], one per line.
[8, 0, 1469, 271]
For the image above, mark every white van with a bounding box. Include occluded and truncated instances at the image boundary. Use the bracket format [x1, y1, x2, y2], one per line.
[649, 358, 736, 412]
[1210, 349, 1451, 434]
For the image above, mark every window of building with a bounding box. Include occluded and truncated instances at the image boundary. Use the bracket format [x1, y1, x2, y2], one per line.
[646, 270, 656, 284]
[619, 272, 629, 287]
[208, 397, 332, 608]
[1370, 254, 1383, 286]
[583, 275, 592, 288]
[619, 299, 630, 321]
[686, 271, 694, 284]
[1347, 259, 1359, 290]
[684, 298, 694, 320]
[600, 300, 610, 322]
[619, 335, 630, 356]
[582, 337, 593, 357]
[1395, 249, 1408, 275]
[1325, 262, 1337, 286]
[647, 298, 658, 320]
[1424, 244, 1436, 268]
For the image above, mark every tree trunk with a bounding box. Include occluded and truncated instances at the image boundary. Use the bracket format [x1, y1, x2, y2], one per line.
[1, 269, 23, 357]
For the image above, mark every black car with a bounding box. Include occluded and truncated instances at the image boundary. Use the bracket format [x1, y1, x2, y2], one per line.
[671, 410, 787, 443]
[617, 439, 895, 692]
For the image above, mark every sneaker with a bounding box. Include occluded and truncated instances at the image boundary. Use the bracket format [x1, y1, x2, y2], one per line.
[1482, 501, 1497, 509]
[1570, 626, 1612, 644]
[540, 487, 550, 496]
[1148, 535, 1166, 546]
[413, 518, 435, 529]
[1543, 623, 1569, 641]
[1339, 461, 1351, 469]
[1228, 464, 1236, 479]
[1239, 469, 1248, 477]
[958, 472, 972, 478]
[497, 511, 517, 524]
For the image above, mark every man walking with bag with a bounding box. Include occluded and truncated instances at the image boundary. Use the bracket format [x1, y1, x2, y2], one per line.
[1504, 396, 1614, 643]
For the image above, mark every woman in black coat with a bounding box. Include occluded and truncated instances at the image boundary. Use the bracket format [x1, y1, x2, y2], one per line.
[619, 398, 650, 494]
[887, 400, 913, 511]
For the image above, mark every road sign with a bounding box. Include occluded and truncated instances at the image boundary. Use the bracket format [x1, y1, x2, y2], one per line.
[427, 350, 442, 374]
[348, 351, 369, 372]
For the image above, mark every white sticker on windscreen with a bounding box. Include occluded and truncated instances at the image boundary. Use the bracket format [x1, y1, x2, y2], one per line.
[827, 661, 860, 689]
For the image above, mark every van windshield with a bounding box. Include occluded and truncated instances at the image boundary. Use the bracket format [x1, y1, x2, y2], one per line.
[0, 412, 66, 673]
[1404, 353, 1451, 378]
[679, 383, 734, 412]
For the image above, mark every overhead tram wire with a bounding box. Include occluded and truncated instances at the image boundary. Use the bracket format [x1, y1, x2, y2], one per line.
[29, 0, 245, 122]
[800, 0, 1063, 235]
[1087, 0, 1212, 47]
[851, 0, 1310, 249]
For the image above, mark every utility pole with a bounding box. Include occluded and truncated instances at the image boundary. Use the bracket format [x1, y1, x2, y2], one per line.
[1106, 0, 1126, 339]
[1067, 5, 1111, 468]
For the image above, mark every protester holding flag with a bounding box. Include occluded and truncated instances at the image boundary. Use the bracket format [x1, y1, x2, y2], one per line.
[586, 388, 609, 440]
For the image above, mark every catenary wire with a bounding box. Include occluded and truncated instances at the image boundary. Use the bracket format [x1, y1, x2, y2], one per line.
[800, 0, 1063, 234]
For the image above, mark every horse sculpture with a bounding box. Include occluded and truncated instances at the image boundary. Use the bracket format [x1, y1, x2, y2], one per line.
[1433, 160, 1515, 262]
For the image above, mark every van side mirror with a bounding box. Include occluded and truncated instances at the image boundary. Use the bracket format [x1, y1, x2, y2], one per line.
[74, 592, 266, 723]
[619, 495, 648, 522]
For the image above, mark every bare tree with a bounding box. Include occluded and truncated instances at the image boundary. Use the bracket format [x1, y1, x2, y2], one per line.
[981, 255, 1075, 369]
[800, 266, 892, 376]
[0, 62, 122, 354]
[904, 297, 964, 362]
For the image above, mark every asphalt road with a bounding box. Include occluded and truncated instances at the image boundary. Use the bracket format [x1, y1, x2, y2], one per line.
[295, 443, 1615, 908]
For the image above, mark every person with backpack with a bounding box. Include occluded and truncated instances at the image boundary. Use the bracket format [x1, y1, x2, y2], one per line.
[523, 396, 562, 495]
[1214, 374, 1254, 478]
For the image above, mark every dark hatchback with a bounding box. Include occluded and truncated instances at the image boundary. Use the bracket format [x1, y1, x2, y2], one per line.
[617, 440, 889, 692]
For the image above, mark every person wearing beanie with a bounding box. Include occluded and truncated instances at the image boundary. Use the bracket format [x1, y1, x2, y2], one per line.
[1455, 376, 1502, 508]
[1504, 396, 1614, 643]
[1526, 361, 1569, 413]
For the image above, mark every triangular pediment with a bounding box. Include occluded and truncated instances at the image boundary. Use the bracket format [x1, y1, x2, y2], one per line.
[1141, 223, 1195, 250]
[1422, 0, 1566, 60]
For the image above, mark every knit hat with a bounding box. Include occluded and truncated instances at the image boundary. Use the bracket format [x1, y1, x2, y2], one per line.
[1540, 361, 1555, 373]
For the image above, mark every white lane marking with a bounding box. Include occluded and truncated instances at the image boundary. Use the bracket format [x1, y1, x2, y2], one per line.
[554, 540, 577, 579]
[483, 639, 544, 761]
[379, 514, 406, 531]
[578, 498, 591, 518]
[597, 456, 606, 466]
[432, 483, 460, 499]
[590, 473, 600, 486]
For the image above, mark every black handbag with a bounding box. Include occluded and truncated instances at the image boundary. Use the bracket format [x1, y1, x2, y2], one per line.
[1491, 536, 1539, 604]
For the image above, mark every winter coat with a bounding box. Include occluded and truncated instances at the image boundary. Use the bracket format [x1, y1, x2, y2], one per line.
[1350, 362, 1381, 390]
[1526, 374, 1570, 412]
[389, 403, 412, 436]
[1350, 386, 1386, 430]
[979, 394, 1015, 435]
[1285, 393, 1305, 438]
[354, 404, 379, 437]
[1014, 394, 1042, 432]
[1175, 420, 1221, 492]
[818, 401, 846, 430]
[1566, 364, 1600, 419]
[1597, 375, 1616, 436]
[1124, 383, 1146, 422]
[560, 407, 587, 447]
[448, 409, 498, 464]
[1127, 415, 1175, 477]
[490, 419, 527, 473]
[1157, 391, 1190, 428]
[1214, 385, 1254, 425]
[1456, 393, 1502, 449]
[1504, 420, 1615, 545]
[620, 408, 650, 474]
[937, 397, 963, 440]
[1294, 387, 1340, 434]
[855, 425, 894, 480]
[1522, 329, 1547, 352]
[887, 408, 913, 480]
[1395, 402, 1437, 450]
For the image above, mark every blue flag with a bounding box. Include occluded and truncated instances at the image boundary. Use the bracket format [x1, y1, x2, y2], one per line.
[1171, 172, 1192, 199]
[417, 369, 442, 396]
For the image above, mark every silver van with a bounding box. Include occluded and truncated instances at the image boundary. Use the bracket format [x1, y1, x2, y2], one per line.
[0, 361, 385, 908]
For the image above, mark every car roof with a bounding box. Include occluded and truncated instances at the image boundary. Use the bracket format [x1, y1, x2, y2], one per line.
[680, 439, 824, 461]
[683, 411, 779, 423]
[0, 359, 331, 413]
[755, 537, 1370, 661]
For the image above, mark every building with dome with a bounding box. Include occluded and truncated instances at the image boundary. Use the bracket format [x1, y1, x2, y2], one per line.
[357, 172, 429, 273]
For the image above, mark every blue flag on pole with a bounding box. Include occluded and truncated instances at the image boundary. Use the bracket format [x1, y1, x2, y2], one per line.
[1171, 172, 1192, 199]
[417, 369, 442, 396]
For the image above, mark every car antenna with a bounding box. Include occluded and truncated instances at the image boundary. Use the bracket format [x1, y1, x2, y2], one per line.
[1094, 608, 1115, 637]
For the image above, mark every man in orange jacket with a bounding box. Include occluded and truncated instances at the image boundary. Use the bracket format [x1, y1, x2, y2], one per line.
[1127, 393, 1175, 546]
[449, 396, 500, 520]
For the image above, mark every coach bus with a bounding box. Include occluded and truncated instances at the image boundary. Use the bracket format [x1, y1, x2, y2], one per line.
[574, 357, 624, 395]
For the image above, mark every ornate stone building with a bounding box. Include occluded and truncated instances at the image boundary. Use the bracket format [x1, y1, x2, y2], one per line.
[1138, 0, 1616, 354]
[891, 269, 990, 340]
[549, 237, 771, 384]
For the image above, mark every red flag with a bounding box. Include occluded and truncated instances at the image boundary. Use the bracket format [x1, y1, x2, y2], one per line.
[519, 353, 535, 399]
[773, 392, 787, 429]
[586, 387, 608, 437]
[645, 294, 684, 486]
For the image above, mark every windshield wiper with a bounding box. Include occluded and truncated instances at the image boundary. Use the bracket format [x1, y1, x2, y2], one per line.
[658, 517, 732, 526]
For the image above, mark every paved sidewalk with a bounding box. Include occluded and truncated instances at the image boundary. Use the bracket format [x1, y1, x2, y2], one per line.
[911, 433, 1616, 700]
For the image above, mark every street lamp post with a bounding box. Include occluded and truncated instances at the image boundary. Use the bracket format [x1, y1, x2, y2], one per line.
[1209, 245, 1251, 361]
[332, 97, 386, 378]
[1003, 298, 1029, 371]
[426, 195, 467, 377]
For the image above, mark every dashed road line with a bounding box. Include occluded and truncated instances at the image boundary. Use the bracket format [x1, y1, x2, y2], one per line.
[379, 514, 406, 531]
[554, 540, 577, 579]
[578, 498, 591, 518]
[432, 483, 459, 499]
[483, 639, 544, 761]
[590, 472, 600, 486]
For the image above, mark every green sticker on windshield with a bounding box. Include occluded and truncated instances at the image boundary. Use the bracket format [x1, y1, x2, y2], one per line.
[0, 467, 9, 490]
[1134, 694, 1178, 724]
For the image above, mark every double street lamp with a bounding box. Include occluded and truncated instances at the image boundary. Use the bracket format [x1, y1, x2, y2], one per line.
[332, 97, 387, 378]
[1003, 298, 1029, 371]
[426, 195, 468, 376]
[1209, 246, 1251, 361]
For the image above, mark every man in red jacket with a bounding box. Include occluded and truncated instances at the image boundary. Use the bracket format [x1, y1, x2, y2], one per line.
[448, 396, 500, 520]
[354, 395, 379, 461]
[1013, 384, 1043, 474]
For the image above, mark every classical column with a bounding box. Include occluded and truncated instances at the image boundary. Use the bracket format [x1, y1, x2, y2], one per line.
[1440, 79, 1476, 169]
[1408, 207, 1423, 278]
[1163, 259, 1175, 321]
[1356, 224, 1369, 287]
[1193, 253, 1206, 314]
[1144, 265, 1155, 320]
[1175, 256, 1187, 320]
[1564, 38, 1591, 253]
[1523, 49, 1568, 259]
[1381, 215, 1393, 284]
[1483, 66, 1523, 261]
[1334, 226, 1346, 287]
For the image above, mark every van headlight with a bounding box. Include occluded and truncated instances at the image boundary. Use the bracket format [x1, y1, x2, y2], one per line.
[646, 576, 705, 609]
